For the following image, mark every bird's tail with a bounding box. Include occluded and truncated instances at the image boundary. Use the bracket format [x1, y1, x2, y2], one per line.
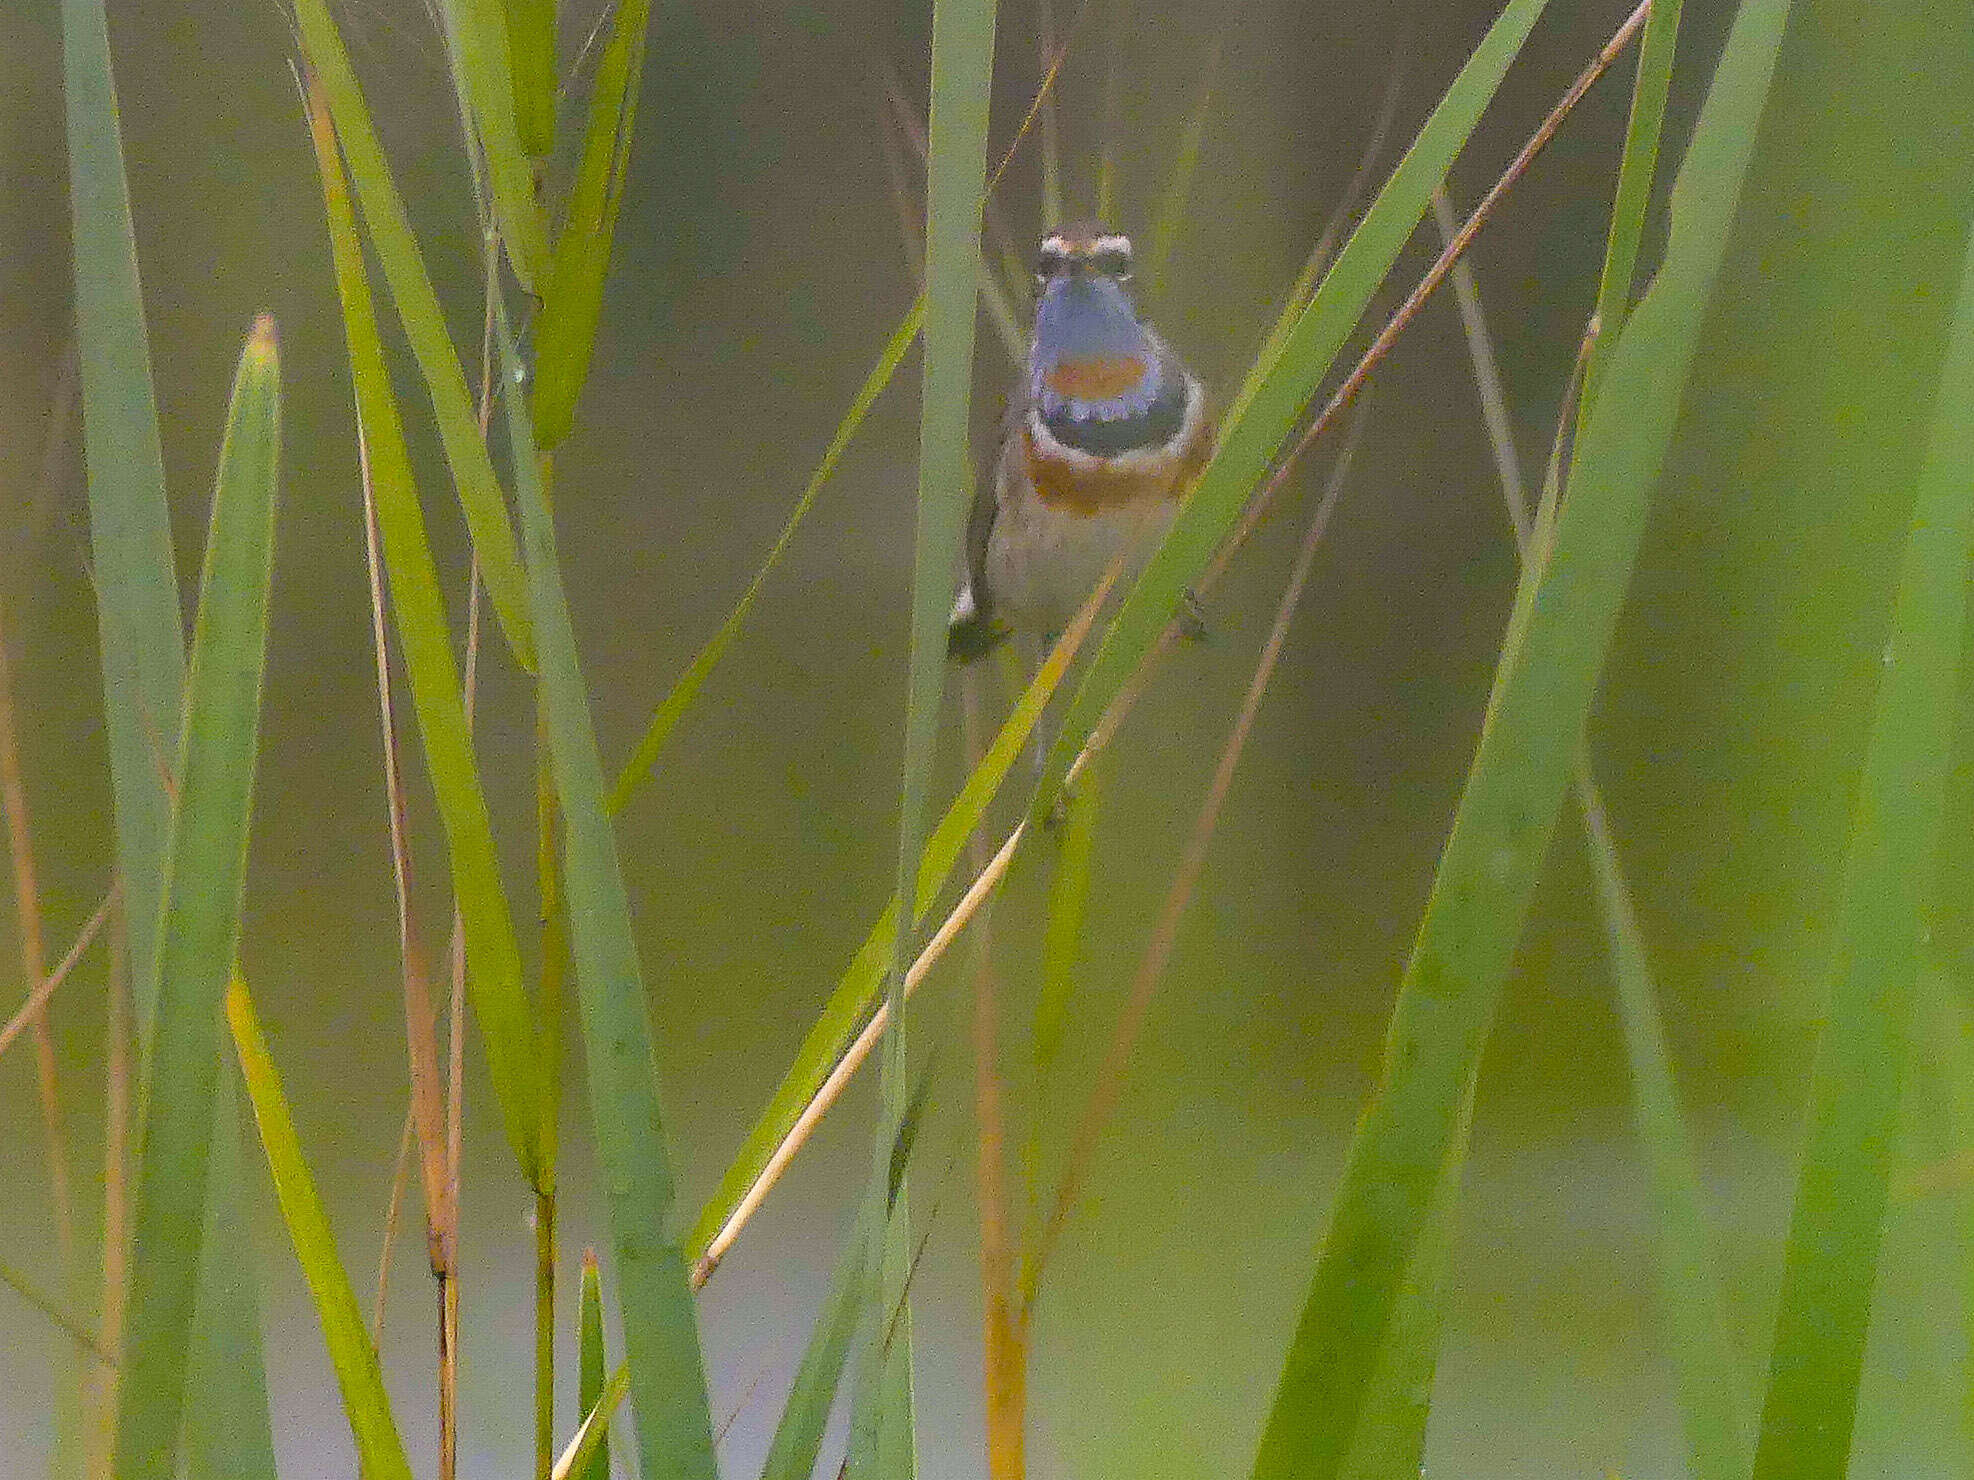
[946, 581, 1009, 664]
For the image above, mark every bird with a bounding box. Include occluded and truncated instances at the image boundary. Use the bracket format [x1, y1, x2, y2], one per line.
[948, 223, 1215, 662]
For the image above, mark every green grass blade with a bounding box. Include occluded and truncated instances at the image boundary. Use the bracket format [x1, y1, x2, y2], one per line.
[576, 1250, 610, 1480]
[1577, 0, 1683, 421]
[65, 4, 277, 1460]
[764, 1075, 930, 1480]
[1248, 5, 1789, 1476]
[497, 303, 719, 1480]
[1034, 0, 1554, 821]
[181, 1072, 279, 1480]
[555, 1367, 630, 1480]
[291, 0, 537, 672]
[1580, 770, 1746, 1480]
[1749, 205, 1974, 1480]
[307, 77, 549, 1187]
[609, 299, 925, 812]
[1336, 1081, 1472, 1480]
[687, 609, 1085, 1269]
[61, 0, 186, 1034]
[875, 2, 999, 1468]
[762, 1196, 872, 1480]
[434, 0, 549, 293]
[226, 975, 415, 1480]
[505, 0, 557, 155]
[532, 0, 653, 451]
[113, 318, 280, 1480]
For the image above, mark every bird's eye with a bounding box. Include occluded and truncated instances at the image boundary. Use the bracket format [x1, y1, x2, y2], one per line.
[1095, 247, 1133, 279]
[1035, 245, 1067, 280]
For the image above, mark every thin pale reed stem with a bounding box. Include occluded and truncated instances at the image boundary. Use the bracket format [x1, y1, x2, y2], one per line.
[374, 1104, 417, 1341]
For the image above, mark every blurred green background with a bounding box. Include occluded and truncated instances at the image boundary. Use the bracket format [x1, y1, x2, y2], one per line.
[1, 0, 1964, 1475]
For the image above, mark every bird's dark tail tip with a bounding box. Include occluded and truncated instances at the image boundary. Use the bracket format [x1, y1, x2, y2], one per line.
[946, 585, 1009, 664]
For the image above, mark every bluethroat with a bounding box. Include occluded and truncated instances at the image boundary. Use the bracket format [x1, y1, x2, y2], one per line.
[948, 224, 1215, 661]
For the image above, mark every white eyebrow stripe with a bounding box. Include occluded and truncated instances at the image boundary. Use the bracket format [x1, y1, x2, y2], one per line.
[1092, 234, 1133, 256]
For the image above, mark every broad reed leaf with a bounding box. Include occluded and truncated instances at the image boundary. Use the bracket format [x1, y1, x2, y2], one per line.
[532, 0, 653, 450]
[114, 319, 280, 1480]
[505, 0, 557, 155]
[291, 0, 538, 671]
[1335, 1085, 1471, 1480]
[181, 1074, 280, 1480]
[497, 303, 719, 1480]
[64, 6, 276, 1463]
[609, 299, 925, 812]
[61, 0, 184, 1032]
[576, 1250, 610, 1480]
[1749, 191, 1974, 1480]
[226, 975, 414, 1480]
[1581, 771, 1745, 1480]
[1034, 0, 1554, 821]
[687, 609, 1087, 1268]
[307, 77, 549, 1187]
[1577, 0, 1683, 417]
[1249, 5, 1789, 1475]
[434, 0, 549, 292]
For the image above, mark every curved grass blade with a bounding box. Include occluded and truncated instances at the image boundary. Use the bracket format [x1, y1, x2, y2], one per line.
[435, 0, 549, 293]
[1750, 198, 1974, 1480]
[497, 301, 719, 1480]
[61, 0, 185, 1033]
[1577, 0, 1683, 422]
[291, 0, 537, 672]
[532, 0, 653, 451]
[227, 975, 415, 1480]
[307, 75, 549, 1187]
[113, 318, 280, 1480]
[1034, 0, 1554, 823]
[1248, 5, 1790, 1476]
[575, 1250, 610, 1480]
[609, 299, 924, 812]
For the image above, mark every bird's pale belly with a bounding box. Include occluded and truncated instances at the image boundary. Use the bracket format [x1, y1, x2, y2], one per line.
[982, 486, 1175, 639]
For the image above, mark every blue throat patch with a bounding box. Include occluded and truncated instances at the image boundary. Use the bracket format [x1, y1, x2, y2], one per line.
[1028, 277, 1189, 457]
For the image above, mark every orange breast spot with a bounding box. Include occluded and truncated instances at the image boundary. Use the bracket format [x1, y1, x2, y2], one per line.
[1043, 355, 1148, 400]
